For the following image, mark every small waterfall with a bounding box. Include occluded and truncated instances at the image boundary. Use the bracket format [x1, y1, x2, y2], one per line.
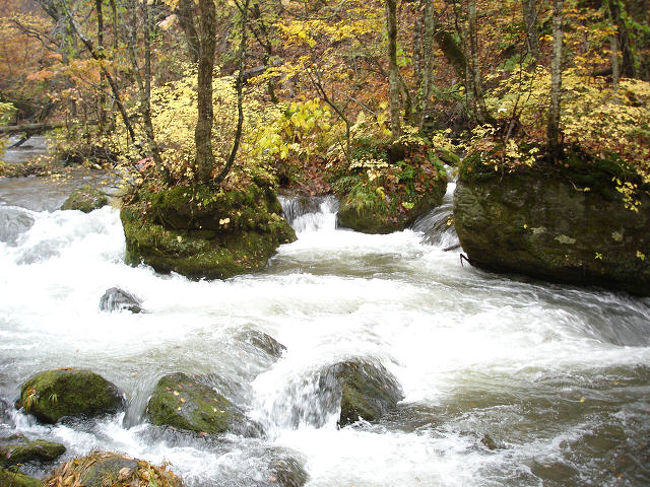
[279, 195, 339, 233]
[412, 182, 459, 249]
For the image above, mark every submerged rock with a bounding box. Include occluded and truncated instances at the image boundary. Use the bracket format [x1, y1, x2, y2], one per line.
[121, 182, 296, 280]
[322, 360, 403, 427]
[18, 369, 125, 424]
[99, 287, 142, 313]
[0, 207, 34, 246]
[237, 329, 287, 359]
[146, 373, 260, 436]
[45, 451, 184, 487]
[454, 163, 650, 295]
[60, 186, 108, 213]
[0, 434, 66, 467]
[0, 468, 42, 487]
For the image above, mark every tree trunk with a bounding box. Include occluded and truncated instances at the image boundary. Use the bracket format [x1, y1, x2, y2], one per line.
[418, 0, 435, 129]
[468, 0, 491, 124]
[521, 0, 540, 60]
[193, 0, 217, 183]
[95, 0, 106, 129]
[214, 0, 250, 185]
[176, 0, 200, 63]
[385, 0, 401, 140]
[547, 0, 564, 160]
[609, 0, 636, 78]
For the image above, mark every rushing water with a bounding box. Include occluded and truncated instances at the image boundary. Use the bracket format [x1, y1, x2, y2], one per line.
[0, 174, 648, 487]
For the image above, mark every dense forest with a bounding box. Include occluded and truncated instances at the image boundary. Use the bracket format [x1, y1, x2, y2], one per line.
[0, 0, 649, 287]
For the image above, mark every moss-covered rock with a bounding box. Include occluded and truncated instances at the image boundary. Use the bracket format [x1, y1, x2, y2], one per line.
[454, 163, 650, 295]
[146, 373, 259, 436]
[337, 184, 447, 234]
[121, 182, 296, 280]
[322, 360, 403, 427]
[60, 186, 108, 213]
[0, 468, 43, 487]
[332, 138, 449, 234]
[0, 434, 66, 467]
[44, 452, 184, 487]
[18, 369, 125, 424]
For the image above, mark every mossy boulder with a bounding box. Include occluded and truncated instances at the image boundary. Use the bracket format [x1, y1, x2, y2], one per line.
[333, 138, 449, 234]
[322, 360, 403, 427]
[45, 452, 184, 487]
[146, 373, 259, 436]
[60, 186, 108, 213]
[0, 468, 43, 487]
[18, 369, 125, 424]
[121, 182, 296, 280]
[454, 161, 650, 295]
[0, 434, 66, 467]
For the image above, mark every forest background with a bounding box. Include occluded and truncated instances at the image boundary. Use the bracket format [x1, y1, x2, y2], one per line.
[0, 0, 649, 207]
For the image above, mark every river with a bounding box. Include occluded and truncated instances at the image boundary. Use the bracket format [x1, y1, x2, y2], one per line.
[0, 152, 648, 486]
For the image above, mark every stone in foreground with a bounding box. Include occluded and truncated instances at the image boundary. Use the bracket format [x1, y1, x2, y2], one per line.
[18, 369, 125, 423]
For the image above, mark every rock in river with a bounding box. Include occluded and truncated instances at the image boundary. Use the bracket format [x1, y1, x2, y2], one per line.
[454, 160, 650, 296]
[146, 372, 261, 436]
[99, 287, 142, 313]
[45, 451, 184, 487]
[0, 433, 66, 467]
[18, 369, 125, 424]
[321, 359, 403, 427]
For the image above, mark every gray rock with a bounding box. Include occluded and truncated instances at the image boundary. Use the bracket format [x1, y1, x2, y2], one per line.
[99, 287, 142, 313]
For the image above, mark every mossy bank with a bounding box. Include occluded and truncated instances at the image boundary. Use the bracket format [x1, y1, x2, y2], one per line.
[121, 182, 296, 279]
[454, 155, 650, 295]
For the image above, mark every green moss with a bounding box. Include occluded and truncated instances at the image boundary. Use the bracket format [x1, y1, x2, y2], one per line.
[60, 186, 108, 213]
[0, 436, 66, 467]
[331, 361, 403, 427]
[146, 373, 241, 434]
[121, 182, 296, 280]
[19, 369, 125, 424]
[0, 469, 43, 487]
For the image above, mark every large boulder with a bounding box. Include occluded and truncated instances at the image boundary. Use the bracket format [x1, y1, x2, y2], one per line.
[322, 360, 403, 427]
[121, 182, 296, 280]
[0, 433, 66, 467]
[146, 373, 259, 436]
[18, 369, 125, 424]
[60, 186, 108, 213]
[0, 469, 42, 487]
[454, 162, 650, 295]
[99, 287, 142, 313]
[45, 452, 184, 487]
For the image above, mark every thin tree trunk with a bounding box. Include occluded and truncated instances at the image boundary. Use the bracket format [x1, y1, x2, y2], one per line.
[522, 0, 540, 60]
[609, 0, 636, 78]
[418, 0, 435, 129]
[95, 0, 105, 129]
[547, 0, 564, 160]
[176, 0, 200, 63]
[61, 2, 138, 145]
[468, 0, 491, 124]
[385, 0, 401, 140]
[214, 0, 250, 185]
[194, 0, 217, 183]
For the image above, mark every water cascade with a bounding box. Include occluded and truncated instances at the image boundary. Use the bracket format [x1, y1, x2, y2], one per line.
[0, 173, 648, 486]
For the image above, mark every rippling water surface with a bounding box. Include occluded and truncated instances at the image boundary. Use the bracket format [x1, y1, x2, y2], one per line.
[0, 174, 648, 487]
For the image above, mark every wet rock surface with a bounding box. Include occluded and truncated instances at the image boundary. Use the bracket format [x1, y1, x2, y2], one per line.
[18, 369, 125, 424]
[99, 287, 143, 313]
